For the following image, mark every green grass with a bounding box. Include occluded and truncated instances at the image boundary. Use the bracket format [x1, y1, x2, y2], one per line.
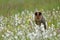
[0, 0, 60, 40]
[0, 0, 60, 16]
[0, 9, 60, 40]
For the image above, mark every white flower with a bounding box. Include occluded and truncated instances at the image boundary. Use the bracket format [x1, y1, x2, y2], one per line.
[14, 36, 18, 39]
[56, 11, 58, 13]
[0, 27, 4, 31]
[0, 16, 4, 22]
[52, 11, 55, 14]
[17, 31, 23, 35]
[15, 14, 19, 21]
[6, 30, 13, 37]
[44, 35, 48, 38]
[57, 34, 60, 37]
[27, 33, 34, 40]
[15, 22, 18, 26]
[40, 23, 45, 31]
[53, 32, 56, 36]
[53, 8, 55, 11]
[2, 35, 4, 37]
[21, 11, 24, 15]
[26, 10, 29, 13]
[5, 32, 10, 37]
[50, 34, 52, 37]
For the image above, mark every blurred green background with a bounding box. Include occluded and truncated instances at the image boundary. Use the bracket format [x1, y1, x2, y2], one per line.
[0, 0, 60, 16]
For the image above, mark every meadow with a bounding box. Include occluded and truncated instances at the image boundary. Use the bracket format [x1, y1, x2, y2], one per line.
[0, 0, 60, 40]
[0, 8, 60, 40]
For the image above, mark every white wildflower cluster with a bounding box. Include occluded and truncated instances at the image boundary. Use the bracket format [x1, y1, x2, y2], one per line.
[0, 7, 60, 40]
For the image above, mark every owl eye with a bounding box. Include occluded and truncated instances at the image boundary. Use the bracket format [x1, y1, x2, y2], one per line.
[35, 12, 37, 16]
[39, 12, 42, 15]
